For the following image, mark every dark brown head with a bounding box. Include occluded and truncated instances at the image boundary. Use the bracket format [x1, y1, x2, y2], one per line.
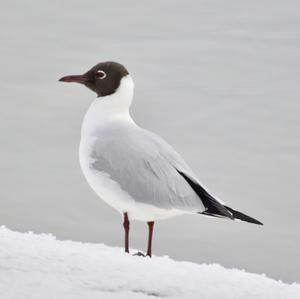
[59, 61, 129, 97]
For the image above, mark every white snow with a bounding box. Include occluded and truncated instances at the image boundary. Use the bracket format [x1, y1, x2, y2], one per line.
[0, 227, 299, 299]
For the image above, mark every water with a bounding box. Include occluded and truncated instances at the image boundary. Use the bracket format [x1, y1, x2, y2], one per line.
[0, 0, 299, 283]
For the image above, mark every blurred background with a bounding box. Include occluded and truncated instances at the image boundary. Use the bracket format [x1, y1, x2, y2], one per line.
[0, 0, 299, 283]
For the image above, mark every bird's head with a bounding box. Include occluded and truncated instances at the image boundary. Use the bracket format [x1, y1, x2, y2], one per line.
[59, 61, 129, 97]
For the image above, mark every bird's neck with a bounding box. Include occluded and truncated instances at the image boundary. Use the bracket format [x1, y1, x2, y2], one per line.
[81, 75, 135, 136]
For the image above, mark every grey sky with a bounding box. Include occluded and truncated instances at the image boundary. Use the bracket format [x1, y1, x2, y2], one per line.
[0, 0, 299, 283]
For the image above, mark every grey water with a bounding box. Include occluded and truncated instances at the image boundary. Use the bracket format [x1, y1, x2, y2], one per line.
[0, 0, 299, 283]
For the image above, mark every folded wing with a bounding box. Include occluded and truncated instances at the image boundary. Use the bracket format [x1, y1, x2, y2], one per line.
[89, 123, 205, 212]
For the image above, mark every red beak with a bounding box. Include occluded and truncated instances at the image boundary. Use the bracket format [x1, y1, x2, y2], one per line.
[58, 74, 88, 84]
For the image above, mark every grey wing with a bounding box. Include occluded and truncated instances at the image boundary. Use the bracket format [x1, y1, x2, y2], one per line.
[90, 124, 205, 212]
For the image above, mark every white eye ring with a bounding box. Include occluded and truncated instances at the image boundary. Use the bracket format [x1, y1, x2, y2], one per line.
[96, 70, 106, 79]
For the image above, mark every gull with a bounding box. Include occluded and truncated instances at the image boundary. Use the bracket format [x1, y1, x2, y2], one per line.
[59, 61, 262, 257]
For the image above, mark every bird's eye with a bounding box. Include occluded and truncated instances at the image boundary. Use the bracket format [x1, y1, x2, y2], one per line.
[96, 70, 106, 79]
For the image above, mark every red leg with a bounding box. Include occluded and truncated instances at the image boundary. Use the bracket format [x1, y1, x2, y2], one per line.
[146, 221, 155, 257]
[123, 212, 130, 253]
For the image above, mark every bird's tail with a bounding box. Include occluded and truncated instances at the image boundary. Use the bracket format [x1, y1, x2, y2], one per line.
[200, 202, 263, 225]
[177, 170, 263, 225]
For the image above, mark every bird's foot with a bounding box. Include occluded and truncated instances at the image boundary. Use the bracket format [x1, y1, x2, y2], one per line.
[133, 251, 146, 257]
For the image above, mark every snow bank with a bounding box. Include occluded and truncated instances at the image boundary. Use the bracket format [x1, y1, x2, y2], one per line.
[0, 227, 298, 299]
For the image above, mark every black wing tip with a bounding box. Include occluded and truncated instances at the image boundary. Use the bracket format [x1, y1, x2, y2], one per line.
[249, 218, 264, 225]
[177, 170, 234, 219]
[255, 221, 264, 226]
[177, 169, 263, 225]
[198, 210, 263, 225]
[237, 217, 264, 226]
[224, 206, 263, 225]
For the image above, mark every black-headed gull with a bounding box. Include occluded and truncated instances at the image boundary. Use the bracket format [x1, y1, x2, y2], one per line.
[59, 61, 262, 257]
